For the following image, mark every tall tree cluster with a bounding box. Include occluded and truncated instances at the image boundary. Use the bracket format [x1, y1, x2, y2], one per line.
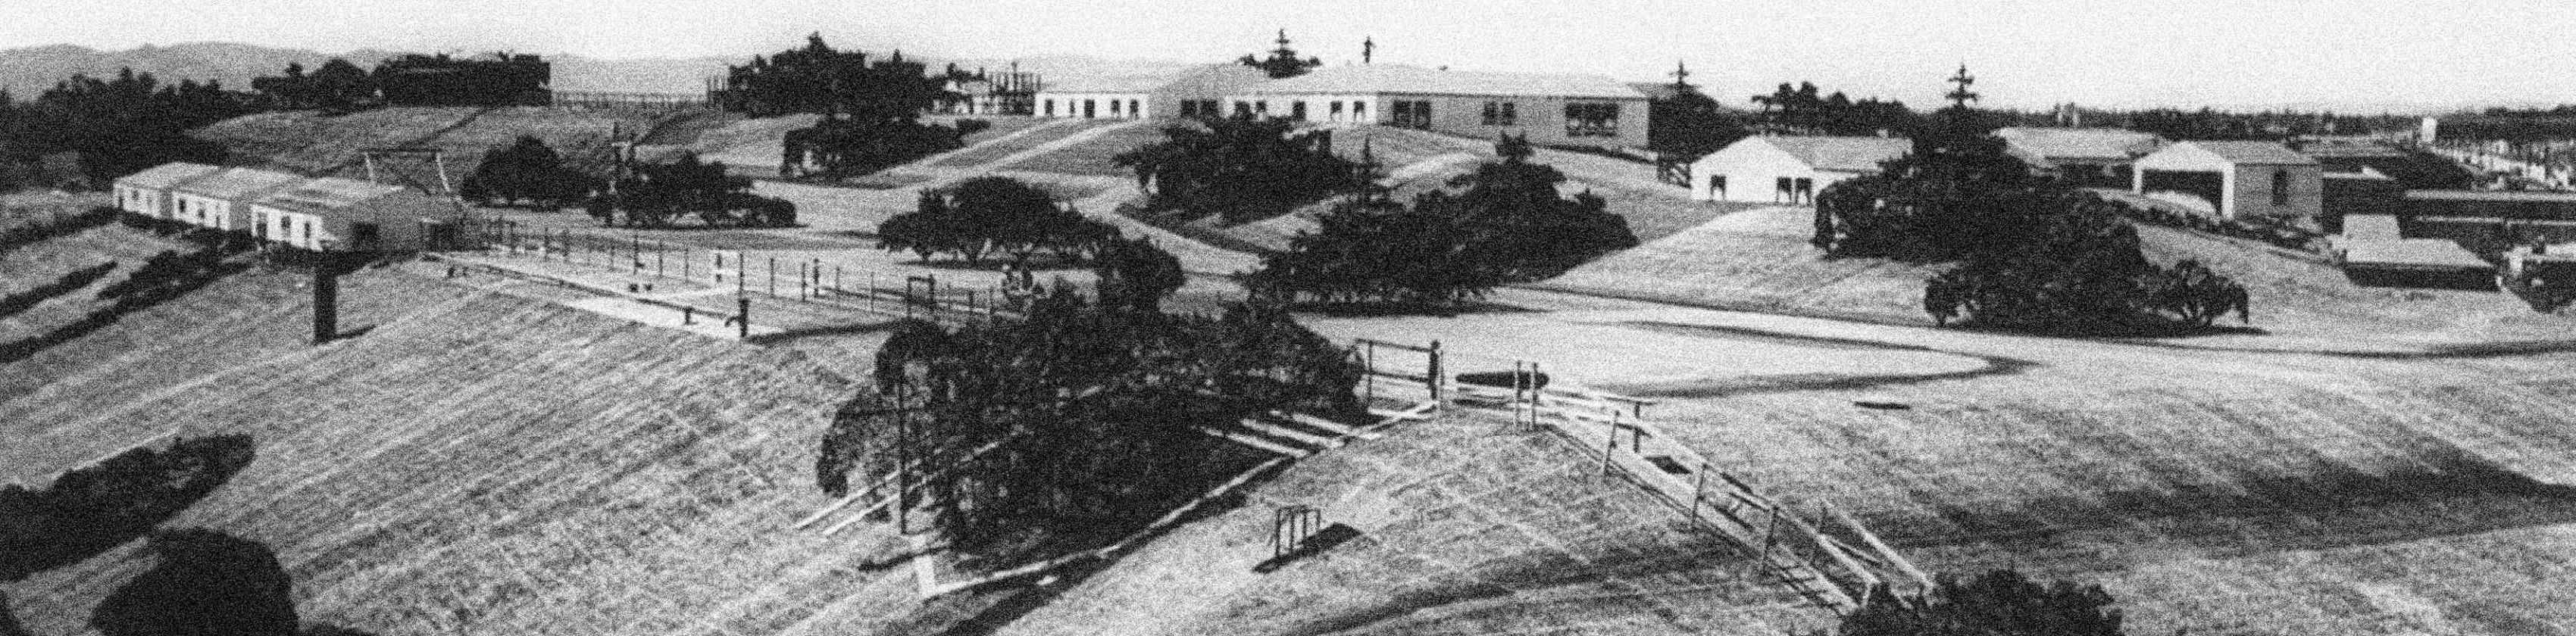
[1114, 117, 1368, 223]
[816, 286, 1361, 550]
[1749, 82, 1921, 136]
[877, 176, 1118, 265]
[1646, 70, 1749, 161]
[249, 58, 377, 112]
[0, 69, 252, 187]
[719, 35, 968, 177]
[1243, 135, 1638, 306]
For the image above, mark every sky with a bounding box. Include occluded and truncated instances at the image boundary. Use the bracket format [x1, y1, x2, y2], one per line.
[6, 0, 2572, 111]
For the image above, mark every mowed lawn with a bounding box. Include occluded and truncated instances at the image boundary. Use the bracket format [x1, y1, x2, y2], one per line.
[0, 268, 955, 636]
[1537, 205, 1951, 325]
[999, 122, 1173, 176]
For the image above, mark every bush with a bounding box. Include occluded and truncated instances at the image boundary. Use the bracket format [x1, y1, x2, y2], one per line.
[1824, 569, 2124, 636]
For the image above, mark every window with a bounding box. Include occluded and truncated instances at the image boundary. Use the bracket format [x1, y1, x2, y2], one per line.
[1794, 178, 1815, 203]
[1233, 101, 1254, 118]
[2271, 169, 2290, 206]
[1108, 99, 1121, 116]
[1043, 98, 1055, 117]
[1129, 100, 1141, 117]
[1329, 101, 1344, 119]
[352, 223, 380, 248]
[1199, 99, 1218, 116]
[1565, 102, 1621, 137]
[1290, 101, 1308, 121]
[1775, 177, 1795, 202]
[1083, 99, 1096, 118]
[1179, 101, 1198, 117]
[1480, 101, 1518, 126]
[1391, 100, 1433, 129]
[1708, 175, 1727, 198]
[1352, 101, 1367, 120]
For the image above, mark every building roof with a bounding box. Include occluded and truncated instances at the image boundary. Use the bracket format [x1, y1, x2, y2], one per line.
[2294, 139, 2409, 159]
[2404, 189, 2576, 203]
[1752, 136, 1912, 173]
[115, 162, 225, 189]
[1236, 64, 1648, 100]
[252, 176, 411, 215]
[1993, 126, 2163, 161]
[170, 167, 308, 200]
[2181, 140, 2319, 165]
[2340, 238, 2493, 270]
[1039, 64, 1252, 95]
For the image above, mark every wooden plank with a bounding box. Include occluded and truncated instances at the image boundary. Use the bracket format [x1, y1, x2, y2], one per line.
[1235, 417, 1340, 448]
[1828, 502, 1934, 591]
[1196, 427, 1311, 457]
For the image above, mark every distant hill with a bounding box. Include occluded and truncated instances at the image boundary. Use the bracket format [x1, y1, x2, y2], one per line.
[2, 42, 1212, 99]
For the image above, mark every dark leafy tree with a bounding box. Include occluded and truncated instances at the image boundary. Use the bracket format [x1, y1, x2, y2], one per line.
[2, 68, 252, 182]
[1237, 30, 1324, 79]
[818, 285, 1361, 550]
[461, 136, 595, 209]
[877, 176, 1112, 265]
[1751, 81, 1919, 136]
[719, 35, 966, 177]
[1646, 66, 1747, 161]
[1115, 117, 1367, 223]
[1094, 236, 1186, 312]
[89, 529, 298, 636]
[1825, 569, 2124, 636]
[589, 153, 795, 228]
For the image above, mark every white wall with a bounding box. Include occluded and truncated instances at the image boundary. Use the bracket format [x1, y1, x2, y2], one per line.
[1687, 139, 1830, 204]
[1035, 92, 1149, 119]
[173, 193, 234, 229]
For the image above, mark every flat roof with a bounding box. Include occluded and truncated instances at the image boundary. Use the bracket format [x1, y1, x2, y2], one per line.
[2405, 189, 2576, 203]
[170, 167, 308, 200]
[253, 176, 412, 215]
[1994, 126, 2163, 161]
[115, 162, 225, 190]
[2184, 140, 2320, 165]
[2341, 238, 2493, 270]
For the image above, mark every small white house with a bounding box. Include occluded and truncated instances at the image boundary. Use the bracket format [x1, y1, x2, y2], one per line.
[248, 176, 462, 251]
[111, 162, 224, 218]
[167, 167, 309, 232]
[2131, 140, 2322, 221]
[1686, 136, 1911, 204]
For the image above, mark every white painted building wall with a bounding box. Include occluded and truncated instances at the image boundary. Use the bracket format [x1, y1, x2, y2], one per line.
[1685, 139, 1862, 204]
[1036, 92, 1151, 119]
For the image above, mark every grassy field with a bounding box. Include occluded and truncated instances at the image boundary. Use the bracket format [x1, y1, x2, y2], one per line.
[927, 120, 1113, 168]
[987, 409, 1829, 636]
[0, 266, 974, 636]
[997, 122, 1171, 176]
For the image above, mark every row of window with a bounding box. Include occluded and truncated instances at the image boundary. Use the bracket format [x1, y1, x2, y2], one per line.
[1044, 96, 1624, 136]
[1041, 98, 1146, 119]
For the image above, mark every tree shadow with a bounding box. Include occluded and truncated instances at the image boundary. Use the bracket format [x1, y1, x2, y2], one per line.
[88, 528, 297, 636]
[0, 262, 117, 322]
[1283, 532, 1765, 636]
[1, 435, 258, 581]
[0, 247, 248, 365]
[1868, 443, 2576, 566]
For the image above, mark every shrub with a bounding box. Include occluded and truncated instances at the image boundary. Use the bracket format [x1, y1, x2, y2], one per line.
[1824, 569, 2124, 636]
[876, 176, 1112, 265]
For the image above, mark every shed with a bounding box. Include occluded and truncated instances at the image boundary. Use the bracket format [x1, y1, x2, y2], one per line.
[248, 176, 462, 251]
[1685, 135, 1909, 204]
[1035, 64, 1268, 120]
[2131, 140, 2322, 222]
[1993, 126, 2163, 186]
[2340, 238, 2496, 288]
[111, 162, 224, 218]
[167, 167, 310, 232]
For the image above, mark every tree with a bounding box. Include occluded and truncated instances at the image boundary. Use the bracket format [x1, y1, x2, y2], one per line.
[721, 35, 967, 177]
[89, 529, 299, 636]
[876, 176, 1110, 265]
[819, 286, 1361, 550]
[1827, 569, 2124, 636]
[1237, 30, 1324, 79]
[592, 153, 796, 229]
[1094, 236, 1185, 312]
[1244, 134, 1637, 307]
[462, 136, 592, 209]
[307, 59, 376, 113]
[1114, 117, 1366, 223]
[1646, 61, 1747, 160]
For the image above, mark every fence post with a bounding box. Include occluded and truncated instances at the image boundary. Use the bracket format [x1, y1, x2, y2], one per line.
[1427, 340, 1443, 407]
[1601, 422, 1617, 475]
[767, 257, 777, 297]
[798, 261, 809, 301]
[656, 242, 666, 279]
[737, 297, 752, 339]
